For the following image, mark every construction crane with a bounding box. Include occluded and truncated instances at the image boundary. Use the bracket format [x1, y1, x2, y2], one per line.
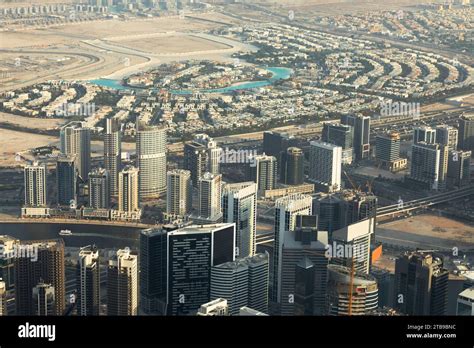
[347, 255, 355, 316]
[343, 170, 360, 191]
[366, 161, 383, 193]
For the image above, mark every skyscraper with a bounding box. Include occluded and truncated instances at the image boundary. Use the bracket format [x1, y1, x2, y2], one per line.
[166, 169, 192, 218]
[107, 249, 138, 316]
[210, 253, 269, 315]
[139, 228, 168, 315]
[272, 194, 313, 305]
[436, 125, 458, 151]
[322, 122, 353, 150]
[376, 132, 402, 170]
[184, 141, 208, 187]
[309, 141, 342, 193]
[194, 133, 222, 174]
[136, 121, 167, 199]
[342, 191, 378, 226]
[166, 223, 235, 315]
[56, 155, 77, 206]
[459, 114, 474, 152]
[394, 251, 449, 315]
[15, 240, 65, 316]
[331, 218, 375, 275]
[280, 215, 329, 315]
[247, 154, 277, 195]
[410, 142, 448, 190]
[88, 167, 110, 209]
[313, 195, 343, 234]
[222, 182, 257, 258]
[280, 147, 304, 185]
[370, 267, 394, 309]
[77, 245, 100, 316]
[447, 150, 471, 188]
[322, 122, 353, 164]
[118, 165, 139, 212]
[32, 282, 55, 316]
[313, 191, 377, 236]
[193, 172, 222, 224]
[413, 126, 436, 145]
[327, 264, 378, 315]
[104, 117, 121, 196]
[341, 114, 370, 160]
[24, 162, 47, 207]
[263, 131, 298, 158]
[60, 121, 91, 181]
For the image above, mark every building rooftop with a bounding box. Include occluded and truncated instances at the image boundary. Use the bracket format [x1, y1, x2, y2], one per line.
[238, 306, 268, 316]
[169, 223, 234, 236]
[310, 140, 342, 150]
[213, 252, 268, 270]
[275, 193, 312, 209]
[328, 264, 377, 285]
[458, 287, 474, 301]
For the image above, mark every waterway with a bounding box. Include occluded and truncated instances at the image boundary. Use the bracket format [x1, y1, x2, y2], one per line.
[89, 66, 293, 94]
[0, 222, 144, 249]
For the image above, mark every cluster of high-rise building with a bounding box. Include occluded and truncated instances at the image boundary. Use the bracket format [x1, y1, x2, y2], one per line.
[21, 119, 167, 221]
[11, 106, 474, 318]
[9, 207, 463, 316]
[406, 120, 472, 190]
[138, 222, 267, 315]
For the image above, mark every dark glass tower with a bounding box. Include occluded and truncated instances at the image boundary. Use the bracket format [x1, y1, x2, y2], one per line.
[184, 141, 208, 187]
[140, 228, 168, 315]
[280, 147, 304, 185]
[56, 155, 77, 206]
[341, 114, 370, 160]
[166, 223, 235, 315]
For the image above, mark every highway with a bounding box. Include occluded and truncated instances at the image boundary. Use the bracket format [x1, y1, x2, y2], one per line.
[377, 186, 474, 217]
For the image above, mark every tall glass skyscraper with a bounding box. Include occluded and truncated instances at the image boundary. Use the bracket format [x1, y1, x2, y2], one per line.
[77, 245, 100, 316]
[24, 162, 47, 207]
[222, 182, 257, 258]
[136, 121, 167, 199]
[272, 194, 312, 305]
[104, 118, 121, 196]
[140, 228, 168, 315]
[60, 121, 91, 181]
[166, 223, 235, 315]
[56, 155, 76, 206]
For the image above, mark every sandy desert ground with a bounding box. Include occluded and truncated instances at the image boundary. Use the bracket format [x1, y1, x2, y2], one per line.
[113, 34, 231, 54]
[376, 214, 474, 250]
[0, 128, 57, 167]
[0, 13, 246, 90]
[0, 14, 239, 49]
[0, 112, 65, 130]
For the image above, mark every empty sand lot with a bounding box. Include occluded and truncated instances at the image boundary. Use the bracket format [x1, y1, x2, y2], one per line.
[0, 13, 244, 88]
[0, 112, 65, 130]
[0, 14, 238, 49]
[112, 34, 231, 55]
[376, 214, 474, 250]
[0, 128, 57, 167]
